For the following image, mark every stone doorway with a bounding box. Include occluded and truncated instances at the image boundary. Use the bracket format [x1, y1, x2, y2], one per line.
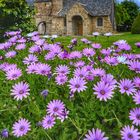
[38, 21, 46, 35]
[72, 16, 83, 35]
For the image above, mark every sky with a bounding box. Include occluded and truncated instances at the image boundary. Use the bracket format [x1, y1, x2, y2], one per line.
[117, 0, 140, 6]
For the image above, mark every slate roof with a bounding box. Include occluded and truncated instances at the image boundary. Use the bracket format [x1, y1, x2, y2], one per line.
[59, 0, 113, 17]
[35, 0, 113, 16]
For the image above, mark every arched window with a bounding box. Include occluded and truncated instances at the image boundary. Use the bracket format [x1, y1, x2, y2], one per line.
[97, 17, 103, 26]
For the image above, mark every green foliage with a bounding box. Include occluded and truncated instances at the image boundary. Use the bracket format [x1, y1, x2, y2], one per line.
[0, 0, 36, 39]
[131, 13, 140, 34]
[115, 0, 139, 30]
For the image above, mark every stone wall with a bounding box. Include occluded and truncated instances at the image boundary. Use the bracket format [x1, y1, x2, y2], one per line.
[92, 16, 113, 33]
[52, 0, 63, 16]
[51, 17, 64, 35]
[66, 3, 92, 35]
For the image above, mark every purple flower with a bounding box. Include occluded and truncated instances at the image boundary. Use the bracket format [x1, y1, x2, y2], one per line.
[55, 75, 68, 85]
[42, 115, 55, 129]
[71, 38, 77, 45]
[133, 91, 140, 105]
[121, 125, 140, 140]
[135, 42, 140, 48]
[83, 48, 95, 57]
[35, 63, 51, 76]
[47, 100, 65, 116]
[29, 45, 42, 54]
[45, 52, 56, 60]
[57, 108, 69, 122]
[104, 32, 112, 37]
[101, 49, 111, 56]
[118, 79, 136, 95]
[23, 54, 38, 65]
[93, 81, 114, 101]
[1, 129, 9, 138]
[68, 77, 87, 93]
[104, 56, 118, 66]
[128, 60, 140, 73]
[133, 77, 140, 88]
[26, 64, 37, 74]
[15, 44, 26, 50]
[69, 51, 82, 59]
[84, 128, 108, 140]
[12, 118, 31, 137]
[119, 43, 131, 51]
[92, 32, 100, 36]
[74, 61, 85, 68]
[6, 68, 22, 80]
[35, 39, 45, 46]
[11, 81, 30, 100]
[5, 51, 17, 58]
[92, 68, 106, 77]
[92, 43, 101, 49]
[41, 89, 49, 98]
[81, 38, 90, 44]
[55, 65, 70, 75]
[129, 108, 140, 126]
[73, 67, 88, 78]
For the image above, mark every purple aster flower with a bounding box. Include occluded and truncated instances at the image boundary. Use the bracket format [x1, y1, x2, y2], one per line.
[57, 108, 69, 122]
[49, 44, 62, 55]
[92, 43, 101, 49]
[83, 48, 95, 57]
[31, 35, 40, 42]
[29, 45, 42, 54]
[129, 108, 140, 126]
[121, 125, 140, 140]
[26, 64, 37, 74]
[114, 40, 127, 46]
[55, 65, 70, 75]
[12, 118, 31, 137]
[73, 67, 88, 78]
[92, 32, 100, 37]
[58, 50, 69, 59]
[23, 54, 38, 65]
[6, 68, 22, 80]
[81, 38, 90, 44]
[133, 91, 140, 105]
[68, 77, 87, 93]
[42, 115, 55, 129]
[17, 38, 26, 43]
[69, 51, 82, 59]
[84, 128, 108, 140]
[118, 43, 131, 51]
[128, 60, 140, 73]
[101, 74, 117, 89]
[93, 81, 114, 101]
[92, 68, 106, 77]
[74, 61, 85, 68]
[133, 77, 140, 88]
[104, 32, 112, 37]
[104, 56, 118, 66]
[35, 63, 51, 76]
[8, 36, 18, 43]
[41, 89, 49, 98]
[101, 49, 111, 56]
[15, 44, 26, 50]
[118, 79, 136, 95]
[1, 129, 9, 138]
[55, 75, 68, 85]
[135, 42, 140, 48]
[11, 81, 30, 100]
[27, 31, 39, 37]
[35, 39, 45, 46]
[47, 100, 65, 116]
[71, 38, 77, 45]
[5, 51, 17, 58]
[45, 52, 56, 60]
[1, 63, 17, 72]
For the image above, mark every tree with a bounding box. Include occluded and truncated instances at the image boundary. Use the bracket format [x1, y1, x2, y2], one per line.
[131, 13, 140, 34]
[0, 0, 35, 40]
[115, 0, 139, 31]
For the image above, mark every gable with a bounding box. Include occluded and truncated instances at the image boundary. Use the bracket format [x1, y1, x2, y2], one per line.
[58, 0, 113, 17]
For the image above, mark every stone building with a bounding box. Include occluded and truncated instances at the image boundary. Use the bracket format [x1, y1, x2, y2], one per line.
[34, 0, 116, 35]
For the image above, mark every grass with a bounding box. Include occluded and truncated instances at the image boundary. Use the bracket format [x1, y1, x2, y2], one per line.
[0, 32, 140, 140]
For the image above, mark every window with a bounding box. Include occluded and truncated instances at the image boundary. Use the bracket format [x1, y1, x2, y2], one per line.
[64, 17, 67, 27]
[97, 17, 103, 26]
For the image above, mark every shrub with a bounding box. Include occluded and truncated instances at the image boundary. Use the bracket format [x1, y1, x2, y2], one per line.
[131, 13, 140, 34]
